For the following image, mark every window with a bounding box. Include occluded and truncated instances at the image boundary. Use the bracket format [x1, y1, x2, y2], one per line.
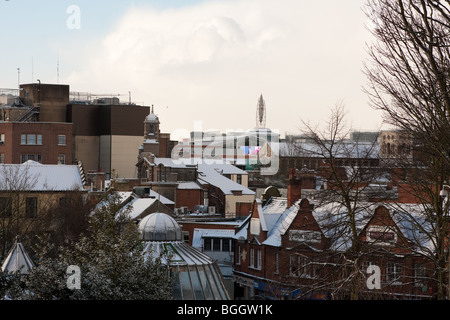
[386, 262, 402, 284]
[204, 238, 211, 251]
[289, 254, 316, 278]
[222, 239, 230, 252]
[256, 250, 262, 270]
[249, 248, 255, 268]
[25, 197, 37, 218]
[0, 197, 12, 218]
[213, 238, 221, 251]
[0, 134, 5, 145]
[274, 253, 279, 274]
[58, 154, 65, 164]
[27, 134, 36, 145]
[0, 154, 4, 164]
[21, 134, 42, 145]
[414, 264, 426, 287]
[203, 237, 233, 252]
[21, 154, 43, 163]
[290, 255, 296, 276]
[182, 231, 190, 243]
[298, 255, 316, 278]
[58, 135, 66, 146]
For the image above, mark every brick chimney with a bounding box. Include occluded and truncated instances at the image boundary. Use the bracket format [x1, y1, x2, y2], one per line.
[287, 167, 317, 207]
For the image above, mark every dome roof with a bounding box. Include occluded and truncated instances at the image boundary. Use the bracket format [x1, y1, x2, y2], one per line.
[138, 212, 182, 241]
[145, 113, 159, 123]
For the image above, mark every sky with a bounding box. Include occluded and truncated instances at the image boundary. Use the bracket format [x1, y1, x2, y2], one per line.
[0, 0, 383, 140]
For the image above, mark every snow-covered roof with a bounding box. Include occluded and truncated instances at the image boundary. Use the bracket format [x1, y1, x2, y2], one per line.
[118, 191, 174, 206]
[94, 191, 174, 220]
[118, 197, 159, 220]
[1, 238, 35, 274]
[237, 197, 436, 253]
[0, 161, 85, 192]
[276, 141, 380, 158]
[192, 229, 236, 249]
[152, 157, 254, 196]
[153, 157, 248, 175]
[312, 201, 435, 253]
[197, 165, 254, 196]
[177, 181, 202, 190]
[262, 199, 299, 247]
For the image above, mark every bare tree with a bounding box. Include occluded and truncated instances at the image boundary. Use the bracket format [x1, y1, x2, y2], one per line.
[300, 104, 384, 299]
[0, 165, 89, 263]
[364, 0, 450, 299]
[0, 164, 40, 261]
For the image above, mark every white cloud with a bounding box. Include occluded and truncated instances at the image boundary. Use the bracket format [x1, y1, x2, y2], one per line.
[66, 0, 382, 138]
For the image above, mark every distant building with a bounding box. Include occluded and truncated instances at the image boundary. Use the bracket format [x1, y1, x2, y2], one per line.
[1, 82, 165, 179]
[137, 106, 177, 163]
[67, 102, 150, 178]
[20, 83, 69, 123]
[378, 130, 413, 160]
[137, 156, 255, 218]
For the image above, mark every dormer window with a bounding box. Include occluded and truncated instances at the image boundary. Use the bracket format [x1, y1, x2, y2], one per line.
[250, 218, 260, 236]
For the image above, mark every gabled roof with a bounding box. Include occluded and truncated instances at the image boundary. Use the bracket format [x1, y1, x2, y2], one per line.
[1, 237, 35, 274]
[236, 197, 436, 254]
[93, 191, 174, 221]
[0, 161, 85, 192]
[263, 200, 300, 247]
[197, 165, 254, 196]
[235, 198, 300, 247]
[312, 201, 435, 253]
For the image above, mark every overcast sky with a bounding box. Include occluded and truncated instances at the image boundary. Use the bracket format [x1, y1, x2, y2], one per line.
[0, 0, 383, 140]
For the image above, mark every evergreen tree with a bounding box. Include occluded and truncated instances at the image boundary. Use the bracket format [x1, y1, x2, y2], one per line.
[14, 192, 173, 300]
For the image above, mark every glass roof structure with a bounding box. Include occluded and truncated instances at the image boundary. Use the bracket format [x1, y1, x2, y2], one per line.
[1, 237, 35, 274]
[139, 212, 230, 300]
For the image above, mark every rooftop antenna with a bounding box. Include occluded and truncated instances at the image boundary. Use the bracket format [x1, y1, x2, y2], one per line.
[256, 94, 266, 128]
[17, 68, 20, 89]
[57, 50, 60, 84]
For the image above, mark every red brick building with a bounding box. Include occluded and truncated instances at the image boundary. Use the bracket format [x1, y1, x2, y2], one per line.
[233, 197, 438, 300]
[0, 122, 73, 165]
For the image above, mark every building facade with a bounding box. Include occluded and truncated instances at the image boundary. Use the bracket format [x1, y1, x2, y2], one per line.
[0, 122, 73, 165]
[233, 198, 437, 300]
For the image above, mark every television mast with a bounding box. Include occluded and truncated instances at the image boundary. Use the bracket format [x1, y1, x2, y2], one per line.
[256, 94, 266, 128]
